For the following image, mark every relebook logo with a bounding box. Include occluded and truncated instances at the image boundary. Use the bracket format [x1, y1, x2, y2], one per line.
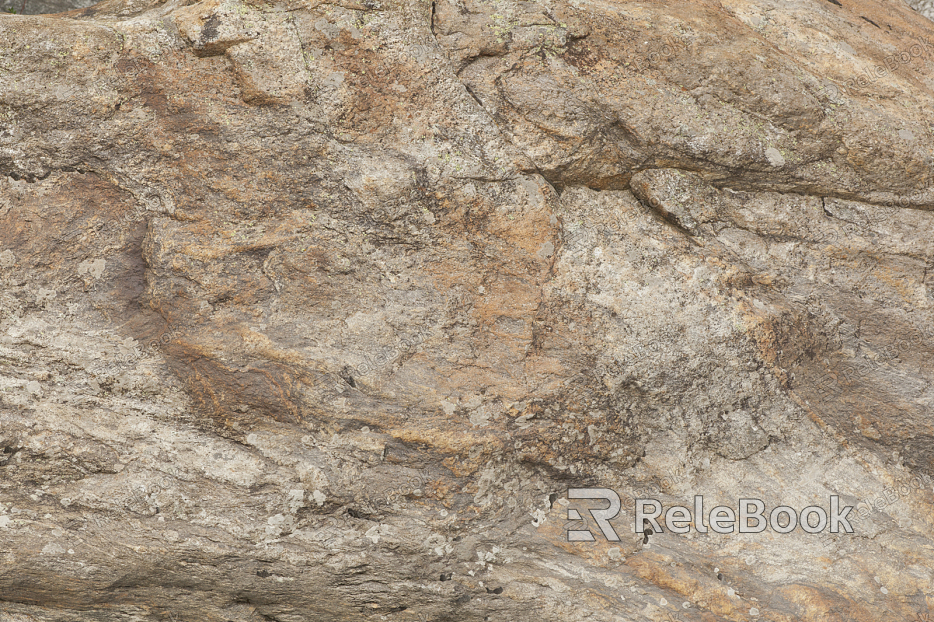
[565, 489, 854, 542]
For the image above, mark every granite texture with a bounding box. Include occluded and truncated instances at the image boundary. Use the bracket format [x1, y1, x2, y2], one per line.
[2, 0, 934, 620]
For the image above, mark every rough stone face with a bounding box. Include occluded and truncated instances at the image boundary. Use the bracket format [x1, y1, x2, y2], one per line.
[1, 0, 934, 620]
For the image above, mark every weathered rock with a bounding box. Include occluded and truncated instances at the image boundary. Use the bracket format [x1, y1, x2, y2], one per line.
[1, 0, 934, 620]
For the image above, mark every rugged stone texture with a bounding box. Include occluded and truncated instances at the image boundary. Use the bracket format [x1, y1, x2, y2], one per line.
[0, 0, 92, 16]
[911, 0, 934, 20]
[2, 0, 934, 620]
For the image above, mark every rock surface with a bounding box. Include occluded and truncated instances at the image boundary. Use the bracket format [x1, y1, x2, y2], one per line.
[1, 0, 934, 620]
[0, 0, 94, 16]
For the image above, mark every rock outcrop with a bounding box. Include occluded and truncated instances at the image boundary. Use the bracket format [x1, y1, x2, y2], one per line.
[2, 0, 934, 620]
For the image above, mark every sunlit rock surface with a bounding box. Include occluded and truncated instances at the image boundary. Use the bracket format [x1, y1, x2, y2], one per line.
[2, 0, 934, 620]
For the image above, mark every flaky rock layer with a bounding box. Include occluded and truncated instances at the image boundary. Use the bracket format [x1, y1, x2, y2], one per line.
[1, 0, 934, 620]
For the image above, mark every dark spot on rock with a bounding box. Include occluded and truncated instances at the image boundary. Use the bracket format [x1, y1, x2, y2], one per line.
[825, 0, 841, 5]
[860, 16, 880, 28]
[641, 518, 654, 544]
[548, 492, 559, 507]
[455, 594, 470, 605]
[0, 446, 20, 466]
[717, 572, 723, 581]
[201, 14, 221, 42]
[440, 572, 452, 581]
[256, 569, 271, 578]
[244, 247, 272, 262]
[485, 586, 503, 594]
